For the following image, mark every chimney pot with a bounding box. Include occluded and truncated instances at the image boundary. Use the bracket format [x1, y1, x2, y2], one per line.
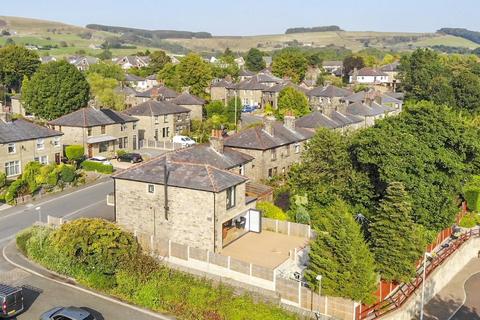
[210, 129, 224, 154]
[263, 116, 276, 136]
[283, 113, 296, 131]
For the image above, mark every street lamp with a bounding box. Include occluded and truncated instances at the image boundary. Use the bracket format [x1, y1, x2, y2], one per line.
[35, 206, 42, 223]
[420, 252, 433, 320]
[316, 275, 322, 313]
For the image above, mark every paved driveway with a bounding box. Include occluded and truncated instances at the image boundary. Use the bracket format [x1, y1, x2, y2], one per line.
[450, 272, 480, 320]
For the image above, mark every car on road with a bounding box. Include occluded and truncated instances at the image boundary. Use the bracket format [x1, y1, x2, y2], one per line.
[242, 105, 256, 113]
[0, 284, 23, 318]
[40, 307, 96, 320]
[87, 156, 112, 166]
[117, 153, 143, 163]
[172, 135, 196, 147]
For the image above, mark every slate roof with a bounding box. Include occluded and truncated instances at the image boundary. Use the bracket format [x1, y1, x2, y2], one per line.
[330, 111, 364, 125]
[171, 92, 206, 105]
[224, 121, 314, 150]
[0, 119, 63, 144]
[380, 61, 400, 72]
[113, 155, 247, 192]
[307, 85, 352, 98]
[124, 100, 190, 117]
[115, 86, 138, 96]
[263, 81, 308, 93]
[256, 72, 283, 84]
[135, 86, 179, 99]
[168, 144, 254, 170]
[49, 107, 138, 127]
[322, 60, 343, 67]
[125, 73, 145, 82]
[352, 67, 388, 77]
[211, 79, 233, 88]
[344, 91, 366, 103]
[384, 92, 404, 100]
[346, 101, 385, 117]
[239, 69, 255, 77]
[296, 112, 341, 129]
[234, 77, 268, 91]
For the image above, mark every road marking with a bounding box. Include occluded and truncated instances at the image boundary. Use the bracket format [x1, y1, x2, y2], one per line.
[0, 180, 111, 222]
[62, 200, 106, 219]
[2, 244, 173, 320]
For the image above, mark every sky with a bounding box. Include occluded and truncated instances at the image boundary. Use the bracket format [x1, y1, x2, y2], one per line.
[2, 0, 480, 36]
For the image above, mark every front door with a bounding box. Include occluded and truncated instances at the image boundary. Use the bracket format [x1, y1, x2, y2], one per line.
[133, 135, 137, 150]
[87, 144, 93, 158]
[55, 153, 61, 164]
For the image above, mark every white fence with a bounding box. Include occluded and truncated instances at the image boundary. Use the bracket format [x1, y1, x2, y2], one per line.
[140, 139, 185, 150]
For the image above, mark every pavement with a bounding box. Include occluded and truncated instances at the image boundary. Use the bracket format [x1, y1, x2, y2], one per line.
[0, 178, 170, 320]
[424, 258, 480, 320]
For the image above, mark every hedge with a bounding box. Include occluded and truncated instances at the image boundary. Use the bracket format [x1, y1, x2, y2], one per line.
[81, 160, 114, 174]
[256, 201, 289, 221]
[463, 175, 480, 211]
[17, 221, 298, 320]
[459, 213, 480, 228]
[65, 145, 85, 162]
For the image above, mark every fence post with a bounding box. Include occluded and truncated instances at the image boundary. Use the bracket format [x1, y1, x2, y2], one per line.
[227, 256, 231, 269]
[168, 239, 172, 257]
[273, 269, 277, 290]
[187, 245, 190, 261]
[287, 221, 291, 236]
[249, 263, 252, 276]
[325, 296, 328, 315]
[275, 220, 278, 233]
[298, 280, 301, 307]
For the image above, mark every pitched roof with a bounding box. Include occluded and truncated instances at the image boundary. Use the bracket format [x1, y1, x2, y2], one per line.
[234, 77, 268, 91]
[115, 86, 138, 96]
[346, 101, 383, 117]
[0, 119, 63, 144]
[171, 92, 206, 105]
[263, 81, 308, 93]
[135, 86, 179, 99]
[296, 112, 341, 129]
[239, 69, 255, 77]
[344, 91, 366, 103]
[380, 61, 400, 72]
[49, 107, 138, 127]
[353, 67, 388, 77]
[256, 72, 283, 84]
[211, 79, 233, 88]
[330, 111, 364, 125]
[113, 155, 247, 192]
[322, 60, 343, 67]
[124, 100, 190, 117]
[124, 73, 145, 82]
[224, 121, 314, 150]
[307, 85, 352, 98]
[169, 144, 254, 170]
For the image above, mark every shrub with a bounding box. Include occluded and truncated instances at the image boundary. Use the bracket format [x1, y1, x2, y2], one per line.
[116, 149, 127, 157]
[0, 172, 6, 188]
[36, 163, 56, 186]
[464, 176, 480, 211]
[256, 201, 289, 221]
[65, 145, 85, 162]
[22, 161, 42, 193]
[16, 227, 35, 255]
[58, 164, 76, 182]
[459, 213, 480, 228]
[5, 178, 25, 204]
[49, 218, 138, 274]
[81, 160, 114, 174]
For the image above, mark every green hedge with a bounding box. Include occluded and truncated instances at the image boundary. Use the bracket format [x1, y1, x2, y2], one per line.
[17, 221, 298, 320]
[459, 213, 480, 228]
[256, 201, 289, 221]
[65, 145, 85, 162]
[81, 160, 114, 174]
[463, 176, 480, 211]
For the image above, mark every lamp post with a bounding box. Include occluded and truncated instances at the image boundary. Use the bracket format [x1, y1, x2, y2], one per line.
[316, 275, 322, 313]
[234, 91, 238, 132]
[35, 206, 42, 223]
[420, 252, 432, 320]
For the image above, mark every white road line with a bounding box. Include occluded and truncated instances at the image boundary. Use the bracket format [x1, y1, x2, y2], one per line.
[0, 180, 111, 222]
[62, 200, 105, 219]
[447, 271, 480, 320]
[2, 245, 173, 320]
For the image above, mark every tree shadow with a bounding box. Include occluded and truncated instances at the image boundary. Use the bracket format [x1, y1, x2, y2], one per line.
[8, 285, 42, 319]
[425, 295, 480, 320]
[80, 307, 105, 320]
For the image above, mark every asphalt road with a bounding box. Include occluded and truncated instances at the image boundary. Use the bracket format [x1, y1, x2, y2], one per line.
[451, 272, 480, 320]
[0, 179, 165, 320]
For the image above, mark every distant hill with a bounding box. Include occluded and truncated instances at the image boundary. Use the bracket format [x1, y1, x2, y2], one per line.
[438, 28, 480, 45]
[285, 26, 343, 34]
[86, 24, 212, 39]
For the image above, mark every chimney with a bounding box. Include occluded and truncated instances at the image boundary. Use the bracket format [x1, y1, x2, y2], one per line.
[263, 115, 276, 136]
[283, 110, 295, 131]
[210, 129, 224, 154]
[151, 87, 159, 100]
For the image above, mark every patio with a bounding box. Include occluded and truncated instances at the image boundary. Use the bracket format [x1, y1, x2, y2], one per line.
[220, 230, 309, 269]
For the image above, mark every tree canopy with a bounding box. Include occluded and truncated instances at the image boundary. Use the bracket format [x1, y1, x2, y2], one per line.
[271, 49, 308, 83]
[22, 60, 90, 120]
[86, 62, 125, 81]
[277, 87, 310, 119]
[175, 53, 212, 97]
[343, 55, 365, 76]
[0, 45, 40, 92]
[87, 73, 125, 110]
[245, 48, 265, 72]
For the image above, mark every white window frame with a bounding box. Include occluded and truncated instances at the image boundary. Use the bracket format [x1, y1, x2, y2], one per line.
[294, 143, 300, 154]
[53, 136, 60, 147]
[7, 143, 16, 154]
[36, 138, 44, 150]
[226, 186, 236, 210]
[34, 155, 48, 165]
[5, 160, 21, 177]
[147, 184, 155, 194]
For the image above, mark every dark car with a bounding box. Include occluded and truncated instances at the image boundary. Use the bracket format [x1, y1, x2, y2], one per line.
[40, 307, 96, 320]
[242, 105, 255, 113]
[0, 284, 23, 319]
[117, 153, 143, 163]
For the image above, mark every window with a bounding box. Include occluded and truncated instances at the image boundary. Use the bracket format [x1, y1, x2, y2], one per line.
[154, 116, 159, 125]
[7, 143, 15, 154]
[120, 124, 126, 132]
[147, 184, 155, 193]
[133, 122, 137, 130]
[268, 168, 273, 178]
[226, 186, 236, 209]
[123, 137, 128, 149]
[285, 145, 290, 157]
[118, 138, 123, 149]
[294, 143, 300, 154]
[239, 164, 245, 176]
[34, 155, 48, 164]
[154, 129, 159, 141]
[271, 149, 277, 161]
[36, 138, 44, 150]
[162, 127, 170, 138]
[164, 115, 168, 123]
[101, 125, 106, 134]
[99, 141, 108, 153]
[87, 128, 92, 136]
[5, 160, 20, 177]
[53, 136, 60, 147]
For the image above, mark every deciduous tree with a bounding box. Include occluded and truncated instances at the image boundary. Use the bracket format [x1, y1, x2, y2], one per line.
[245, 48, 265, 72]
[277, 87, 310, 118]
[271, 49, 308, 83]
[176, 53, 212, 97]
[0, 45, 40, 91]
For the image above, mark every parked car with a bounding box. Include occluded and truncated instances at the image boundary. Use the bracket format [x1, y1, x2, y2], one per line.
[0, 284, 23, 318]
[87, 156, 112, 166]
[40, 307, 96, 320]
[172, 135, 196, 147]
[242, 105, 255, 113]
[117, 153, 143, 163]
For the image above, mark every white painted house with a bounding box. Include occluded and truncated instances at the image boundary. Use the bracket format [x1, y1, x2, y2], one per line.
[349, 67, 389, 85]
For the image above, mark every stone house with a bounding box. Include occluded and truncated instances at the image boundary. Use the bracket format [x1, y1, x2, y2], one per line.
[380, 61, 401, 91]
[123, 100, 191, 143]
[322, 60, 344, 77]
[113, 154, 259, 252]
[48, 107, 139, 158]
[223, 116, 314, 181]
[145, 74, 159, 89]
[210, 79, 233, 104]
[116, 55, 150, 70]
[296, 111, 364, 133]
[171, 92, 206, 121]
[349, 67, 389, 85]
[307, 85, 352, 113]
[10, 95, 27, 116]
[134, 86, 180, 106]
[262, 81, 308, 110]
[71, 56, 99, 71]
[0, 117, 63, 178]
[238, 69, 255, 82]
[124, 74, 148, 92]
[228, 77, 267, 108]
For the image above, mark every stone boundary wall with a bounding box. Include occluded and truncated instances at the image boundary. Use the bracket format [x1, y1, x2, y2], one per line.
[383, 237, 480, 320]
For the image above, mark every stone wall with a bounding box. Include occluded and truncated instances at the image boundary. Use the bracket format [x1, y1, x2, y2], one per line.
[382, 237, 480, 320]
